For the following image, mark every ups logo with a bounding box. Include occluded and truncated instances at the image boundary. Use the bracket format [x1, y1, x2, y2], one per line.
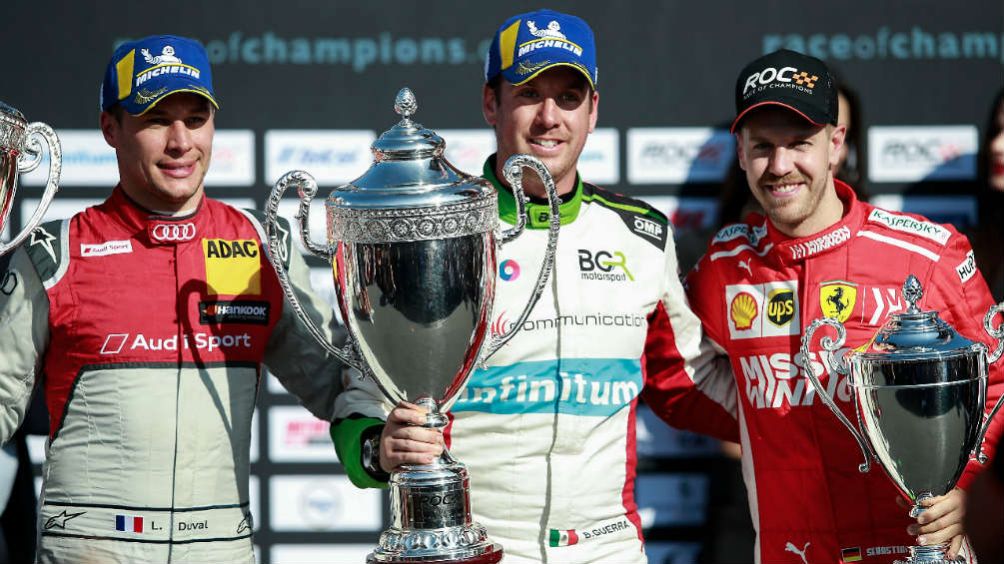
[766, 288, 795, 327]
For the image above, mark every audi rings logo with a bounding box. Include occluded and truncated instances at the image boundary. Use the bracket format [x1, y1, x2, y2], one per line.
[150, 222, 197, 243]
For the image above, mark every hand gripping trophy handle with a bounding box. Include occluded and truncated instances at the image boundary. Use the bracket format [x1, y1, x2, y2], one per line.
[974, 301, 1004, 463]
[800, 318, 874, 473]
[263, 170, 363, 370]
[477, 154, 561, 365]
[0, 123, 61, 255]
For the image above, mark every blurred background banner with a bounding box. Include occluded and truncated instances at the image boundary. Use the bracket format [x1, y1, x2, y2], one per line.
[6, 1, 1003, 562]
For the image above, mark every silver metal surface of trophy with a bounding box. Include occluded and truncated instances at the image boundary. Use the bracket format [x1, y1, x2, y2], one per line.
[0, 101, 61, 255]
[801, 275, 1004, 564]
[263, 88, 561, 564]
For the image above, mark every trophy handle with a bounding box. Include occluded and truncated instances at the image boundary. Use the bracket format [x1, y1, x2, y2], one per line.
[800, 317, 873, 473]
[264, 170, 362, 370]
[0, 122, 60, 255]
[974, 301, 1004, 463]
[479, 154, 561, 364]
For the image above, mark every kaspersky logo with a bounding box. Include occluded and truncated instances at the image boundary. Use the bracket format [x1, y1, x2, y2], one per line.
[577, 249, 634, 282]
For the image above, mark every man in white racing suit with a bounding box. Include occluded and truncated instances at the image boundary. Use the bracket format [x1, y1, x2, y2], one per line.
[330, 10, 737, 564]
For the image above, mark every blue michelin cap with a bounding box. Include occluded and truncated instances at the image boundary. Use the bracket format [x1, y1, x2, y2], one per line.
[484, 9, 598, 89]
[101, 34, 219, 115]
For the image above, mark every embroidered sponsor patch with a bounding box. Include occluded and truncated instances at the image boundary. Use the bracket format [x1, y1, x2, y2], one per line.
[789, 226, 851, 260]
[203, 239, 261, 296]
[867, 208, 950, 246]
[956, 250, 977, 283]
[726, 281, 800, 339]
[81, 240, 133, 257]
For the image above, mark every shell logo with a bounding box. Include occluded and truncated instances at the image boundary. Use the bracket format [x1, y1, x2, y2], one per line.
[730, 292, 758, 330]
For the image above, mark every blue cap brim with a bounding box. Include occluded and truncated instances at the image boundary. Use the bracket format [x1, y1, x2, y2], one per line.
[119, 75, 220, 116]
[501, 54, 596, 90]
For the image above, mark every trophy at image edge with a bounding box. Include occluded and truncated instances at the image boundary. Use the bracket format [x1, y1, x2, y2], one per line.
[0, 101, 61, 256]
[263, 88, 561, 564]
[801, 275, 1004, 564]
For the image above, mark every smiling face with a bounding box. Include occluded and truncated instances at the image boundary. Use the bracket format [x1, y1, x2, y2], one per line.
[483, 66, 598, 198]
[101, 93, 214, 213]
[737, 106, 846, 238]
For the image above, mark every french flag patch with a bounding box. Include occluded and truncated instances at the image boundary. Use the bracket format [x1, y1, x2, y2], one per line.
[115, 514, 144, 533]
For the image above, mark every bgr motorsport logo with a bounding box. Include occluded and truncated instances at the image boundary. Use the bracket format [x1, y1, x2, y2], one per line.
[578, 249, 634, 282]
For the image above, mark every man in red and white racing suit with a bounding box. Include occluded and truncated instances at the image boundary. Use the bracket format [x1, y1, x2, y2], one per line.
[0, 35, 346, 563]
[686, 48, 1004, 564]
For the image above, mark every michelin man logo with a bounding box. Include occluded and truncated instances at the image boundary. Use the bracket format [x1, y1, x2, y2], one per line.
[142, 45, 183, 65]
[528, 20, 566, 39]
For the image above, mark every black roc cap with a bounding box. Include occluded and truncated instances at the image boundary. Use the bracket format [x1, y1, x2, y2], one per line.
[731, 49, 838, 133]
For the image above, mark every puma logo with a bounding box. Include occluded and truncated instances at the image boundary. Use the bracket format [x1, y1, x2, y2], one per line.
[785, 541, 810, 564]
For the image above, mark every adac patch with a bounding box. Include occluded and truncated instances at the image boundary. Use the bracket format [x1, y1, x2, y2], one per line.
[204, 239, 261, 296]
[820, 281, 858, 323]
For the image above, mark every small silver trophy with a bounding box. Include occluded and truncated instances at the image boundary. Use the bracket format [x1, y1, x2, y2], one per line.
[263, 88, 561, 564]
[801, 275, 1004, 564]
[0, 101, 60, 255]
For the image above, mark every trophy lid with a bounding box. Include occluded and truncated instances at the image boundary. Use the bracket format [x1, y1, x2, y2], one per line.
[328, 87, 495, 212]
[0, 101, 28, 152]
[867, 275, 980, 360]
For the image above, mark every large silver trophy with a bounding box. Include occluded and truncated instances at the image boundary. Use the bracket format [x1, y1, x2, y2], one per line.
[263, 88, 560, 564]
[0, 101, 61, 255]
[801, 275, 1004, 564]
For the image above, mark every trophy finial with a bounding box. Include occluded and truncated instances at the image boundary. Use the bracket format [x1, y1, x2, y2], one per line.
[394, 88, 417, 119]
[904, 275, 923, 313]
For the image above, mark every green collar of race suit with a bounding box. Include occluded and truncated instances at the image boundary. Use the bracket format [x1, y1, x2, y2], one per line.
[483, 156, 584, 229]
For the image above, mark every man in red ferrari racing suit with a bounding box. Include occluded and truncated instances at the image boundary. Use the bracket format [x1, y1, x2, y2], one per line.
[0, 35, 346, 563]
[686, 48, 1004, 564]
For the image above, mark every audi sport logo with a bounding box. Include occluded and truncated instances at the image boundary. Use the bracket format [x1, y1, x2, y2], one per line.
[150, 222, 196, 243]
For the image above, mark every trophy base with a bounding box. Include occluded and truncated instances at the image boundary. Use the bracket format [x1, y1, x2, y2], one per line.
[370, 454, 503, 564]
[367, 540, 502, 564]
[894, 542, 963, 564]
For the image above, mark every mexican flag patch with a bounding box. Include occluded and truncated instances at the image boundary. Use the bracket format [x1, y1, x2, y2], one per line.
[548, 528, 578, 547]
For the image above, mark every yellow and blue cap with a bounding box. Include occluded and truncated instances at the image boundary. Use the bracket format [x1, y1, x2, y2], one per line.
[101, 34, 219, 116]
[484, 9, 598, 89]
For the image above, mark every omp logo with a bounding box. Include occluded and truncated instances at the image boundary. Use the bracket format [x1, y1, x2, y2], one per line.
[956, 250, 976, 283]
[455, 358, 643, 416]
[578, 249, 634, 282]
[740, 351, 851, 410]
[499, 259, 520, 282]
[632, 216, 664, 240]
[742, 66, 818, 97]
[100, 332, 253, 354]
[765, 288, 795, 327]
